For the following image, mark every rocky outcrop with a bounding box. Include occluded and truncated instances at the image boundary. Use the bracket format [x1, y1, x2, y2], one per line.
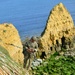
[0, 23, 24, 64]
[39, 3, 75, 56]
[0, 46, 26, 75]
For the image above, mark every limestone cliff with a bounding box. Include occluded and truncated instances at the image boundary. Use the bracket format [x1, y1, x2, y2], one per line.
[39, 3, 75, 55]
[0, 23, 24, 64]
[0, 46, 26, 75]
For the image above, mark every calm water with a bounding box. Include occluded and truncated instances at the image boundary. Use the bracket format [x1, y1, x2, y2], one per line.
[0, 0, 75, 40]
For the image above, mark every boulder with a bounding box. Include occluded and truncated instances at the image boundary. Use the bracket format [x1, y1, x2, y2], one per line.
[39, 3, 75, 56]
[0, 23, 24, 64]
[31, 59, 42, 69]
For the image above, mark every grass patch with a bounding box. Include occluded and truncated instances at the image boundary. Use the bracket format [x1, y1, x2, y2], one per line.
[32, 52, 75, 75]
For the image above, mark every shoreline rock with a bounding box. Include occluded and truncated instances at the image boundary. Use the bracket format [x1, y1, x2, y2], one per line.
[38, 3, 75, 57]
[0, 23, 24, 64]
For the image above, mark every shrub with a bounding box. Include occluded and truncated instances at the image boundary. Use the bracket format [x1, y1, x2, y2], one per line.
[32, 52, 75, 75]
[3, 30, 6, 33]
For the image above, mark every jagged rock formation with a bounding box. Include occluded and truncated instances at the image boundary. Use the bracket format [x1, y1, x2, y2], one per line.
[39, 3, 75, 56]
[0, 23, 24, 64]
[0, 46, 26, 75]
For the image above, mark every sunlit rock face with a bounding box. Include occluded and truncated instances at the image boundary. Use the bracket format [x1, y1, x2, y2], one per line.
[0, 46, 25, 75]
[39, 3, 75, 55]
[0, 23, 24, 64]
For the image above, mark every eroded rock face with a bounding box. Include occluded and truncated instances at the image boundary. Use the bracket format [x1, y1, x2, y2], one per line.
[0, 23, 24, 64]
[0, 46, 25, 75]
[39, 3, 75, 56]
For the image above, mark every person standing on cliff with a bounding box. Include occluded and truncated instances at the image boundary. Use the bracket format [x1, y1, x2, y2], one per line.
[23, 36, 38, 70]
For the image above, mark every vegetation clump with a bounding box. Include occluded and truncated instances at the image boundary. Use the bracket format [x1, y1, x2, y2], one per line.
[32, 52, 75, 75]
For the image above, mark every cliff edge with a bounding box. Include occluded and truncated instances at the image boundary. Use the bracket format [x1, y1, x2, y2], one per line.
[0, 23, 24, 64]
[39, 3, 75, 56]
[0, 46, 26, 75]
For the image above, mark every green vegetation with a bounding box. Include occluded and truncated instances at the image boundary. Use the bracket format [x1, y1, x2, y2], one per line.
[5, 24, 9, 27]
[32, 52, 75, 75]
[3, 30, 7, 33]
[59, 7, 63, 11]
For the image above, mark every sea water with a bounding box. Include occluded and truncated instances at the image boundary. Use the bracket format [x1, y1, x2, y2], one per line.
[0, 0, 75, 40]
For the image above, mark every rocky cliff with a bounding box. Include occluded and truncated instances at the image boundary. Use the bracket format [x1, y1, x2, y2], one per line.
[0, 23, 24, 64]
[0, 46, 26, 75]
[39, 3, 75, 56]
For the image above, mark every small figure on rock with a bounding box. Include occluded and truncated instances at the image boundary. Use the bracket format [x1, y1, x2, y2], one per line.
[23, 36, 38, 70]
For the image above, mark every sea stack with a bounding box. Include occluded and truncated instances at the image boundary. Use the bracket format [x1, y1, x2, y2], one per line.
[39, 3, 75, 56]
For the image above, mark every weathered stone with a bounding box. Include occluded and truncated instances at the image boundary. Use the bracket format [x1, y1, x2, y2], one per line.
[55, 45, 61, 52]
[39, 3, 75, 56]
[31, 59, 42, 69]
[0, 23, 24, 64]
[64, 49, 75, 57]
[0, 46, 25, 75]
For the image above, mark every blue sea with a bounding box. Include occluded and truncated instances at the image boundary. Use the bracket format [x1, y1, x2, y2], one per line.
[0, 0, 75, 40]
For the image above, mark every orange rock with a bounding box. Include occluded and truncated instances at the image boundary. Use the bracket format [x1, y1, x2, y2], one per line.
[39, 3, 75, 55]
[0, 23, 24, 64]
